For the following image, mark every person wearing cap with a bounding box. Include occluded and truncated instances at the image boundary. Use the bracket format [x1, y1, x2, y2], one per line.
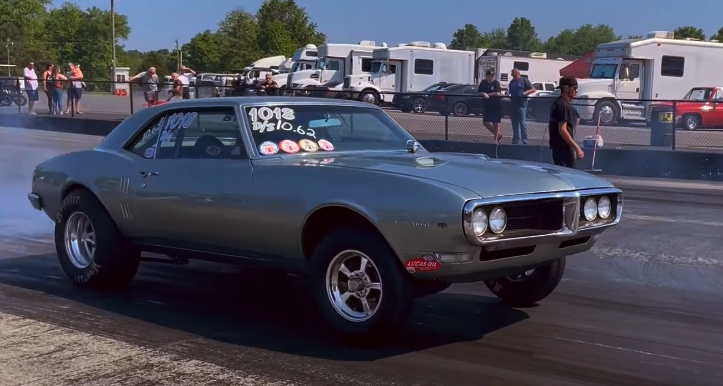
[478, 70, 503, 143]
[548, 76, 584, 167]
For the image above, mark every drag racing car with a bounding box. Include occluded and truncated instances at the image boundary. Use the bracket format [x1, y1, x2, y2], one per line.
[27, 96, 622, 341]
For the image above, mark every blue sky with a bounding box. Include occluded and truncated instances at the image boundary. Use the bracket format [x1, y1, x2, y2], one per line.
[55, 0, 723, 52]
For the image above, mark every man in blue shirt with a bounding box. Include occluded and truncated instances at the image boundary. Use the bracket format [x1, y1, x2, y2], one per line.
[508, 68, 536, 144]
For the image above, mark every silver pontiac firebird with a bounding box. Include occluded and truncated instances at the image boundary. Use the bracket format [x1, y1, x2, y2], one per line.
[27, 96, 622, 340]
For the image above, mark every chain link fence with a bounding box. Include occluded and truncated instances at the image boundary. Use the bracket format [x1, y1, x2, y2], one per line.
[1, 78, 719, 152]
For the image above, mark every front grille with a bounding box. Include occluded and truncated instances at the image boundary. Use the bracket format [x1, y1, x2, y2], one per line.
[483, 198, 564, 232]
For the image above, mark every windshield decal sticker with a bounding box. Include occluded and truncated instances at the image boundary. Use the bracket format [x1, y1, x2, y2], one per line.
[279, 140, 300, 154]
[318, 139, 334, 151]
[247, 106, 317, 139]
[206, 146, 221, 156]
[299, 139, 319, 152]
[259, 141, 279, 155]
[143, 147, 156, 159]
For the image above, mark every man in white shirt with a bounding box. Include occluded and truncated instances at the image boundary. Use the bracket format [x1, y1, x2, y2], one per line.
[23, 61, 39, 114]
[178, 66, 195, 99]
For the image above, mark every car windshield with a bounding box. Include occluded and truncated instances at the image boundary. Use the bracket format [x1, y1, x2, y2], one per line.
[683, 88, 713, 101]
[243, 104, 415, 155]
[590, 63, 617, 79]
[424, 83, 447, 92]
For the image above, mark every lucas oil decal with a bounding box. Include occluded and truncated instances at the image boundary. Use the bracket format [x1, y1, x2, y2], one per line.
[404, 255, 440, 272]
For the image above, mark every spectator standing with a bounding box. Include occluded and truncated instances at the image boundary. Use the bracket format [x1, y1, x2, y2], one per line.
[129, 67, 159, 104]
[23, 61, 38, 115]
[179, 66, 196, 99]
[48, 65, 68, 115]
[508, 68, 536, 144]
[41, 64, 53, 113]
[548, 76, 584, 168]
[64, 63, 84, 114]
[260, 73, 279, 95]
[477, 70, 503, 143]
[167, 72, 183, 102]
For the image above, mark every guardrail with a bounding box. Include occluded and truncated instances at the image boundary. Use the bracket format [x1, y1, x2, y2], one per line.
[2, 79, 719, 152]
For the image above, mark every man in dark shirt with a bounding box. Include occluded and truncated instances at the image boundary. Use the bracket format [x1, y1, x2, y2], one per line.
[548, 76, 584, 168]
[477, 70, 503, 143]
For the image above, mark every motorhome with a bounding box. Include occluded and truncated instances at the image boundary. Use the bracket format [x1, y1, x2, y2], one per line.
[574, 31, 723, 125]
[476, 49, 574, 90]
[286, 41, 381, 93]
[343, 41, 475, 105]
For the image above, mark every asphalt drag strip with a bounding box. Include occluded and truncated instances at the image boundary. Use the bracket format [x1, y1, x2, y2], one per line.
[1, 126, 722, 385]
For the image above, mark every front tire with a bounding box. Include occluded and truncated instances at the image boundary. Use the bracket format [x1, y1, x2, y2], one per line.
[54, 189, 140, 288]
[483, 257, 566, 307]
[309, 227, 413, 342]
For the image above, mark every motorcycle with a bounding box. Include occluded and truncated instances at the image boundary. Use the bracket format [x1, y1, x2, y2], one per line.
[0, 87, 27, 107]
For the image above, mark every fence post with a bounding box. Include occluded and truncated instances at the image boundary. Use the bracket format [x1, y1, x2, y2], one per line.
[129, 81, 134, 114]
[671, 100, 676, 151]
[16, 79, 21, 114]
[444, 96, 449, 140]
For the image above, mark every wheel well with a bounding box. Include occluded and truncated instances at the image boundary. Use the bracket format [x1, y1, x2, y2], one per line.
[61, 182, 91, 199]
[300, 205, 384, 260]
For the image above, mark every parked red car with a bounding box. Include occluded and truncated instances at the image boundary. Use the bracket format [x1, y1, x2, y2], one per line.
[650, 87, 723, 130]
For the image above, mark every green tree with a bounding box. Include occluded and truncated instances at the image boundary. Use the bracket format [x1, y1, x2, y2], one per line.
[182, 31, 223, 72]
[709, 27, 723, 41]
[258, 20, 297, 58]
[481, 28, 508, 49]
[506, 17, 542, 51]
[449, 24, 484, 50]
[138, 51, 168, 78]
[217, 9, 261, 70]
[0, 0, 51, 68]
[255, 0, 326, 56]
[673, 26, 705, 40]
[545, 24, 619, 55]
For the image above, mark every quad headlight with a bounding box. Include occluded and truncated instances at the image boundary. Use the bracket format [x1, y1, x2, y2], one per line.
[597, 195, 611, 219]
[489, 206, 507, 234]
[471, 207, 507, 237]
[583, 197, 598, 221]
[471, 209, 488, 236]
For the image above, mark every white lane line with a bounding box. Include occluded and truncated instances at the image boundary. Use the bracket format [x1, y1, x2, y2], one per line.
[0, 311, 295, 386]
[623, 214, 723, 227]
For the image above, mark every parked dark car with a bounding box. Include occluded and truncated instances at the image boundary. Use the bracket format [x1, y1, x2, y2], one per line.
[429, 84, 510, 117]
[391, 82, 457, 113]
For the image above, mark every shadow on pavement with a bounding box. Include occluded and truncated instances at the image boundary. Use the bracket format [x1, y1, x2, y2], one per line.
[0, 253, 529, 362]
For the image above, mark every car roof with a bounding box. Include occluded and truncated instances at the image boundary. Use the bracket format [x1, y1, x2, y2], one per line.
[95, 96, 383, 152]
[157, 96, 380, 109]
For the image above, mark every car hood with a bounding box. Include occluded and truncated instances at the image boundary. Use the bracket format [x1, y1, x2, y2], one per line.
[311, 152, 614, 197]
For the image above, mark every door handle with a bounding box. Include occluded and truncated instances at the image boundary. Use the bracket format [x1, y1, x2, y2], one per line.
[139, 171, 159, 177]
[636, 88, 640, 92]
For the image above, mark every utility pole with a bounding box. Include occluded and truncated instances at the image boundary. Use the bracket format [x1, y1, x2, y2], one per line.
[111, 0, 116, 72]
[5, 39, 12, 75]
[175, 39, 180, 72]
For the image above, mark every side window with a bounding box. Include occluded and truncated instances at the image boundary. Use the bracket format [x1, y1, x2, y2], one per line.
[545, 83, 555, 91]
[414, 59, 434, 75]
[326, 60, 340, 71]
[463, 86, 477, 94]
[619, 63, 640, 79]
[127, 108, 247, 160]
[513, 61, 529, 71]
[661, 56, 684, 77]
[361, 58, 372, 72]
